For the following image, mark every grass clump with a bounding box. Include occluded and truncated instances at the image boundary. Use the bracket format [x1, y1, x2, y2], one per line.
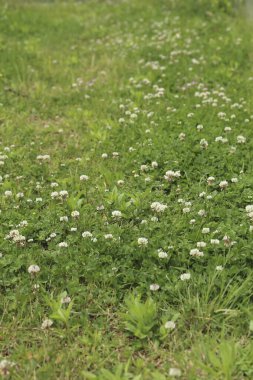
[0, 0, 253, 378]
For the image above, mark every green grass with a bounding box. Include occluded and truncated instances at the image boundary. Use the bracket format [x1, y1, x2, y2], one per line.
[0, 0, 253, 378]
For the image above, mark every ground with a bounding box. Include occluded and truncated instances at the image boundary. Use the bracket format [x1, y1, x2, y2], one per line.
[0, 0, 253, 379]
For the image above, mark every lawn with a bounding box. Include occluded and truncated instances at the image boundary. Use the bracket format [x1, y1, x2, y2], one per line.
[0, 0, 253, 379]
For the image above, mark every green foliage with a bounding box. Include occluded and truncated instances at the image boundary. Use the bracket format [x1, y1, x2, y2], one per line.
[0, 0, 253, 378]
[198, 0, 244, 12]
[83, 363, 142, 380]
[44, 291, 73, 327]
[193, 339, 237, 379]
[121, 295, 158, 339]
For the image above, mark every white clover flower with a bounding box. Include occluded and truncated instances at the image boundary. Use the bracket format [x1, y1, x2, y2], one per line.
[145, 177, 151, 182]
[6, 229, 26, 245]
[151, 161, 158, 168]
[19, 220, 28, 227]
[246, 205, 253, 214]
[61, 295, 71, 304]
[151, 216, 158, 222]
[71, 210, 80, 219]
[59, 190, 68, 199]
[112, 152, 119, 158]
[0, 359, 15, 375]
[200, 138, 208, 149]
[189, 219, 196, 224]
[150, 283, 160, 291]
[97, 205, 105, 211]
[28, 265, 40, 274]
[196, 124, 203, 131]
[60, 216, 68, 222]
[169, 368, 181, 377]
[101, 153, 108, 159]
[13, 234, 26, 244]
[117, 180, 124, 186]
[80, 175, 89, 181]
[112, 210, 122, 219]
[51, 191, 59, 199]
[164, 170, 181, 182]
[179, 132, 186, 141]
[216, 265, 224, 271]
[140, 164, 149, 172]
[138, 237, 148, 246]
[207, 176, 215, 185]
[70, 227, 77, 232]
[190, 248, 204, 257]
[183, 207, 191, 214]
[223, 235, 231, 246]
[158, 249, 168, 258]
[82, 231, 93, 238]
[231, 178, 238, 183]
[197, 241, 206, 248]
[51, 182, 59, 188]
[237, 135, 246, 144]
[104, 234, 113, 239]
[151, 201, 167, 213]
[7, 230, 20, 239]
[211, 239, 220, 245]
[198, 209, 206, 217]
[41, 318, 53, 329]
[36, 154, 50, 161]
[202, 227, 210, 234]
[50, 232, 57, 238]
[219, 180, 228, 190]
[58, 242, 68, 248]
[215, 136, 228, 143]
[141, 219, 148, 225]
[218, 112, 226, 119]
[4, 190, 12, 197]
[36, 197, 42, 202]
[17, 192, 24, 199]
[199, 192, 206, 198]
[165, 321, 176, 330]
[180, 273, 191, 281]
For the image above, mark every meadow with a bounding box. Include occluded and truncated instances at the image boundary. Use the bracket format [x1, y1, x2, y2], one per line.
[0, 0, 253, 378]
